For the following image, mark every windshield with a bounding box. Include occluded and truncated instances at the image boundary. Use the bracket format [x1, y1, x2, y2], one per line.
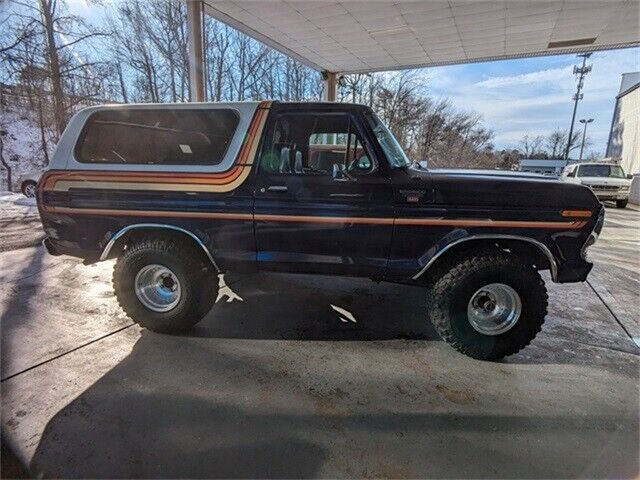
[364, 111, 412, 168]
[578, 164, 626, 178]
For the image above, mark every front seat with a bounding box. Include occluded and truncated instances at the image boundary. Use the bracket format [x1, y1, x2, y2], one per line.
[279, 146, 291, 173]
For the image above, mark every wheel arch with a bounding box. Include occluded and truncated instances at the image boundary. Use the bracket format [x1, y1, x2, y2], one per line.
[100, 223, 220, 272]
[413, 234, 558, 282]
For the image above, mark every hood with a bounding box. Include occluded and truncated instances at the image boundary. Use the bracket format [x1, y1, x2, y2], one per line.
[430, 168, 558, 181]
[423, 167, 599, 210]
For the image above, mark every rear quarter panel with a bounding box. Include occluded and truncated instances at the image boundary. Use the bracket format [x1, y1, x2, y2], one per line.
[38, 102, 269, 271]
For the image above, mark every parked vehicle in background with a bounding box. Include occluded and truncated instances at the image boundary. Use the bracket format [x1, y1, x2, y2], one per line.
[562, 162, 632, 208]
[17, 171, 43, 198]
[37, 101, 604, 360]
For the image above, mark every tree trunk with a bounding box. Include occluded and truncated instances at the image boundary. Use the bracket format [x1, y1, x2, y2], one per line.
[0, 131, 11, 191]
[36, 93, 50, 166]
[39, 0, 66, 138]
[117, 62, 129, 103]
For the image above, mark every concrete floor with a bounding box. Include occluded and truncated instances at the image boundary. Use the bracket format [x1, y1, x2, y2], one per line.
[1, 205, 638, 478]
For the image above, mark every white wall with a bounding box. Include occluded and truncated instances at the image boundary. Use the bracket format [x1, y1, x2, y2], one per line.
[608, 87, 639, 175]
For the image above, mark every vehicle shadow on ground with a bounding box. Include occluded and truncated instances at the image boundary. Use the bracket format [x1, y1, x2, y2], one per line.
[0, 247, 45, 377]
[28, 327, 639, 478]
[190, 272, 640, 367]
[23, 271, 640, 477]
[189, 272, 440, 342]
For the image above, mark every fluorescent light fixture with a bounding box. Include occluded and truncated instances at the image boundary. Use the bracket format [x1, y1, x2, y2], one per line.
[548, 37, 597, 48]
[368, 25, 413, 37]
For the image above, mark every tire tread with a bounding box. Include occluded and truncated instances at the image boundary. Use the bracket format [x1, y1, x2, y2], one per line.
[428, 252, 548, 360]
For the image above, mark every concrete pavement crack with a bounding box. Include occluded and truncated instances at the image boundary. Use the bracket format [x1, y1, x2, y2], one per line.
[0, 323, 135, 383]
[586, 278, 638, 349]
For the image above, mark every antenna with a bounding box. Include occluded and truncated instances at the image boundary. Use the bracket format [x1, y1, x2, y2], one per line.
[564, 53, 593, 160]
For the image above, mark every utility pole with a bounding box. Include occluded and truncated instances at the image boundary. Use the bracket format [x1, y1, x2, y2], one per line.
[578, 118, 594, 161]
[564, 53, 592, 160]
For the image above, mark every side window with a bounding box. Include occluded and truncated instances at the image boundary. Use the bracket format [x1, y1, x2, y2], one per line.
[76, 108, 239, 165]
[259, 112, 375, 177]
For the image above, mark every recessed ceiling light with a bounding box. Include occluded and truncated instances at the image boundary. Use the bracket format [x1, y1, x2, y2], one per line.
[368, 25, 413, 37]
[548, 37, 597, 48]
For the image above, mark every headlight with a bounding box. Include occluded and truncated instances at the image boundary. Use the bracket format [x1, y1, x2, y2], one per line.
[620, 185, 630, 191]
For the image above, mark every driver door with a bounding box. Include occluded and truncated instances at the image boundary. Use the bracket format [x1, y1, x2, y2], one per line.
[253, 109, 394, 278]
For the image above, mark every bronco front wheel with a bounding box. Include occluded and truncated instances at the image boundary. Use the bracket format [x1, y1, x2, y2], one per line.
[428, 252, 548, 360]
[113, 237, 217, 333]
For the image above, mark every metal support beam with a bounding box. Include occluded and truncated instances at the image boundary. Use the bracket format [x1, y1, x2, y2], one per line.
[187, 0, 205, 102]
[323, 71, 337, 102]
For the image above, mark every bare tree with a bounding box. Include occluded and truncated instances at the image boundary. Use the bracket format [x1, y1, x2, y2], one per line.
[519, 134, 545, 158]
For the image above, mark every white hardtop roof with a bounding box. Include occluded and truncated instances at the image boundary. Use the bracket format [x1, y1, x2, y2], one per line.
[205, 0, 640, 73]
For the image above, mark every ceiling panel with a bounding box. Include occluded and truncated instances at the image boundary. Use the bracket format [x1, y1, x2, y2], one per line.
[204, 0, 640, 73]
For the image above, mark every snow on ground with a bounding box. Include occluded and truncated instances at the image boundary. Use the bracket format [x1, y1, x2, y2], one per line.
[0, 191, 43, 252]
[0, 191, 37, 207]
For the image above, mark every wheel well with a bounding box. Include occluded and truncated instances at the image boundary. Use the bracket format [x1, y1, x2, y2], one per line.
[102, 226, 218, 271]
[418, 237, 553, 284]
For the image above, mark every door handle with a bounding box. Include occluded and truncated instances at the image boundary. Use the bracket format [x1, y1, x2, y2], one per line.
[330, 193, 365, 198]
[265, 185, 288, 192]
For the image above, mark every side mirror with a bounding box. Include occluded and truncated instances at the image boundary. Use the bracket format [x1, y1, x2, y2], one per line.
[354, 155, 372, 171]
[419, 160, 429, 169]
[627, 174, 633, 179]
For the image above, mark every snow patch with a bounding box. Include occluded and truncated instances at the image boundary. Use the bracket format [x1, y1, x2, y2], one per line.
[0, 190, 37, 207]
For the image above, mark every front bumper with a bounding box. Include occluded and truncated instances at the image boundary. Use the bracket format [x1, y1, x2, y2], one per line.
[555, 206, 605, 283]
[592, 190, 629, 201]
[556, 262, 593, 283]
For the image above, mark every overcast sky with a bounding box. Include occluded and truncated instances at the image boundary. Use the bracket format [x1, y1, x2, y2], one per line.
[67, 0, 639, 158]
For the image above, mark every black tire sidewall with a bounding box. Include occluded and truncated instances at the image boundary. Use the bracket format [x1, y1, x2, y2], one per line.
[431, 255, 547, 360]
[115, 244, 214, 332]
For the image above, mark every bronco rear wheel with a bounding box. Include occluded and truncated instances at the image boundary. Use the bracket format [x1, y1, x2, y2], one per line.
[113, 237, 217, 333]
[428, 252, 547, 360]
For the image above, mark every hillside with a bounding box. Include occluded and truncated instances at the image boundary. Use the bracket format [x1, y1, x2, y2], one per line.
[0, 96, 54, 192]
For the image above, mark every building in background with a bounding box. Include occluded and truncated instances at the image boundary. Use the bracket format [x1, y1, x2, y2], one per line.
[519, 159, 568, 176]
[606, 72, 639, 175]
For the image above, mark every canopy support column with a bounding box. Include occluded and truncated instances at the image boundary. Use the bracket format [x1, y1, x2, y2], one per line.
[323, 71, 337, 102]
[187, 0, 205, 102]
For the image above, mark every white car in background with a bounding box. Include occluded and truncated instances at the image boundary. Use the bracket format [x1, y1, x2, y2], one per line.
[561, 162, 632, 208]
[16, 171, 42, 198]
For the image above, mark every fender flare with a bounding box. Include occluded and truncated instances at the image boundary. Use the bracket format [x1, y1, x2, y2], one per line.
[411, 234, 558, 282]
[99, 223, 220, 272]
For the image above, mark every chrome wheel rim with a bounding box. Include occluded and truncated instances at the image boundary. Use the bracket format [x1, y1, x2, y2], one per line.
[467, 283, 522, 336]
[134, 264, 181, 312]
[24, 183, 36, 198]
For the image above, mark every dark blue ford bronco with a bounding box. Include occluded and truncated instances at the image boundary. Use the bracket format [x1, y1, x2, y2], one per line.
[37, 101, 604, 359]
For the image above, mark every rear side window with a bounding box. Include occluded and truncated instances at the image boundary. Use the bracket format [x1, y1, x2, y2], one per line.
[76, 108, 239, 165]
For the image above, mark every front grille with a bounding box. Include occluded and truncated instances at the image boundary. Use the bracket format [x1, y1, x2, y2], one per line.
[591, 185, 619, 191]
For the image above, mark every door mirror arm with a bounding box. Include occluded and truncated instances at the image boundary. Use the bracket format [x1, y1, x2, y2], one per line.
[332, 163, 357, 182]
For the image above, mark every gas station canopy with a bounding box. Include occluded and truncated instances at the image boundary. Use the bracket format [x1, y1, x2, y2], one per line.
[203, 0, 639, 74]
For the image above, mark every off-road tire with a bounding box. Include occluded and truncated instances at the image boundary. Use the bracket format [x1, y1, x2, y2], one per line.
[616, 199, 628, 209]
[113, 237, 217, 333]
[428, 252, 547, 360]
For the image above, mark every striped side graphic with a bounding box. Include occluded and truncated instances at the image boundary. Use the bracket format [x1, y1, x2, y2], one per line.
[40, 206, 589, 230]
[41, 101, 272, 195]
